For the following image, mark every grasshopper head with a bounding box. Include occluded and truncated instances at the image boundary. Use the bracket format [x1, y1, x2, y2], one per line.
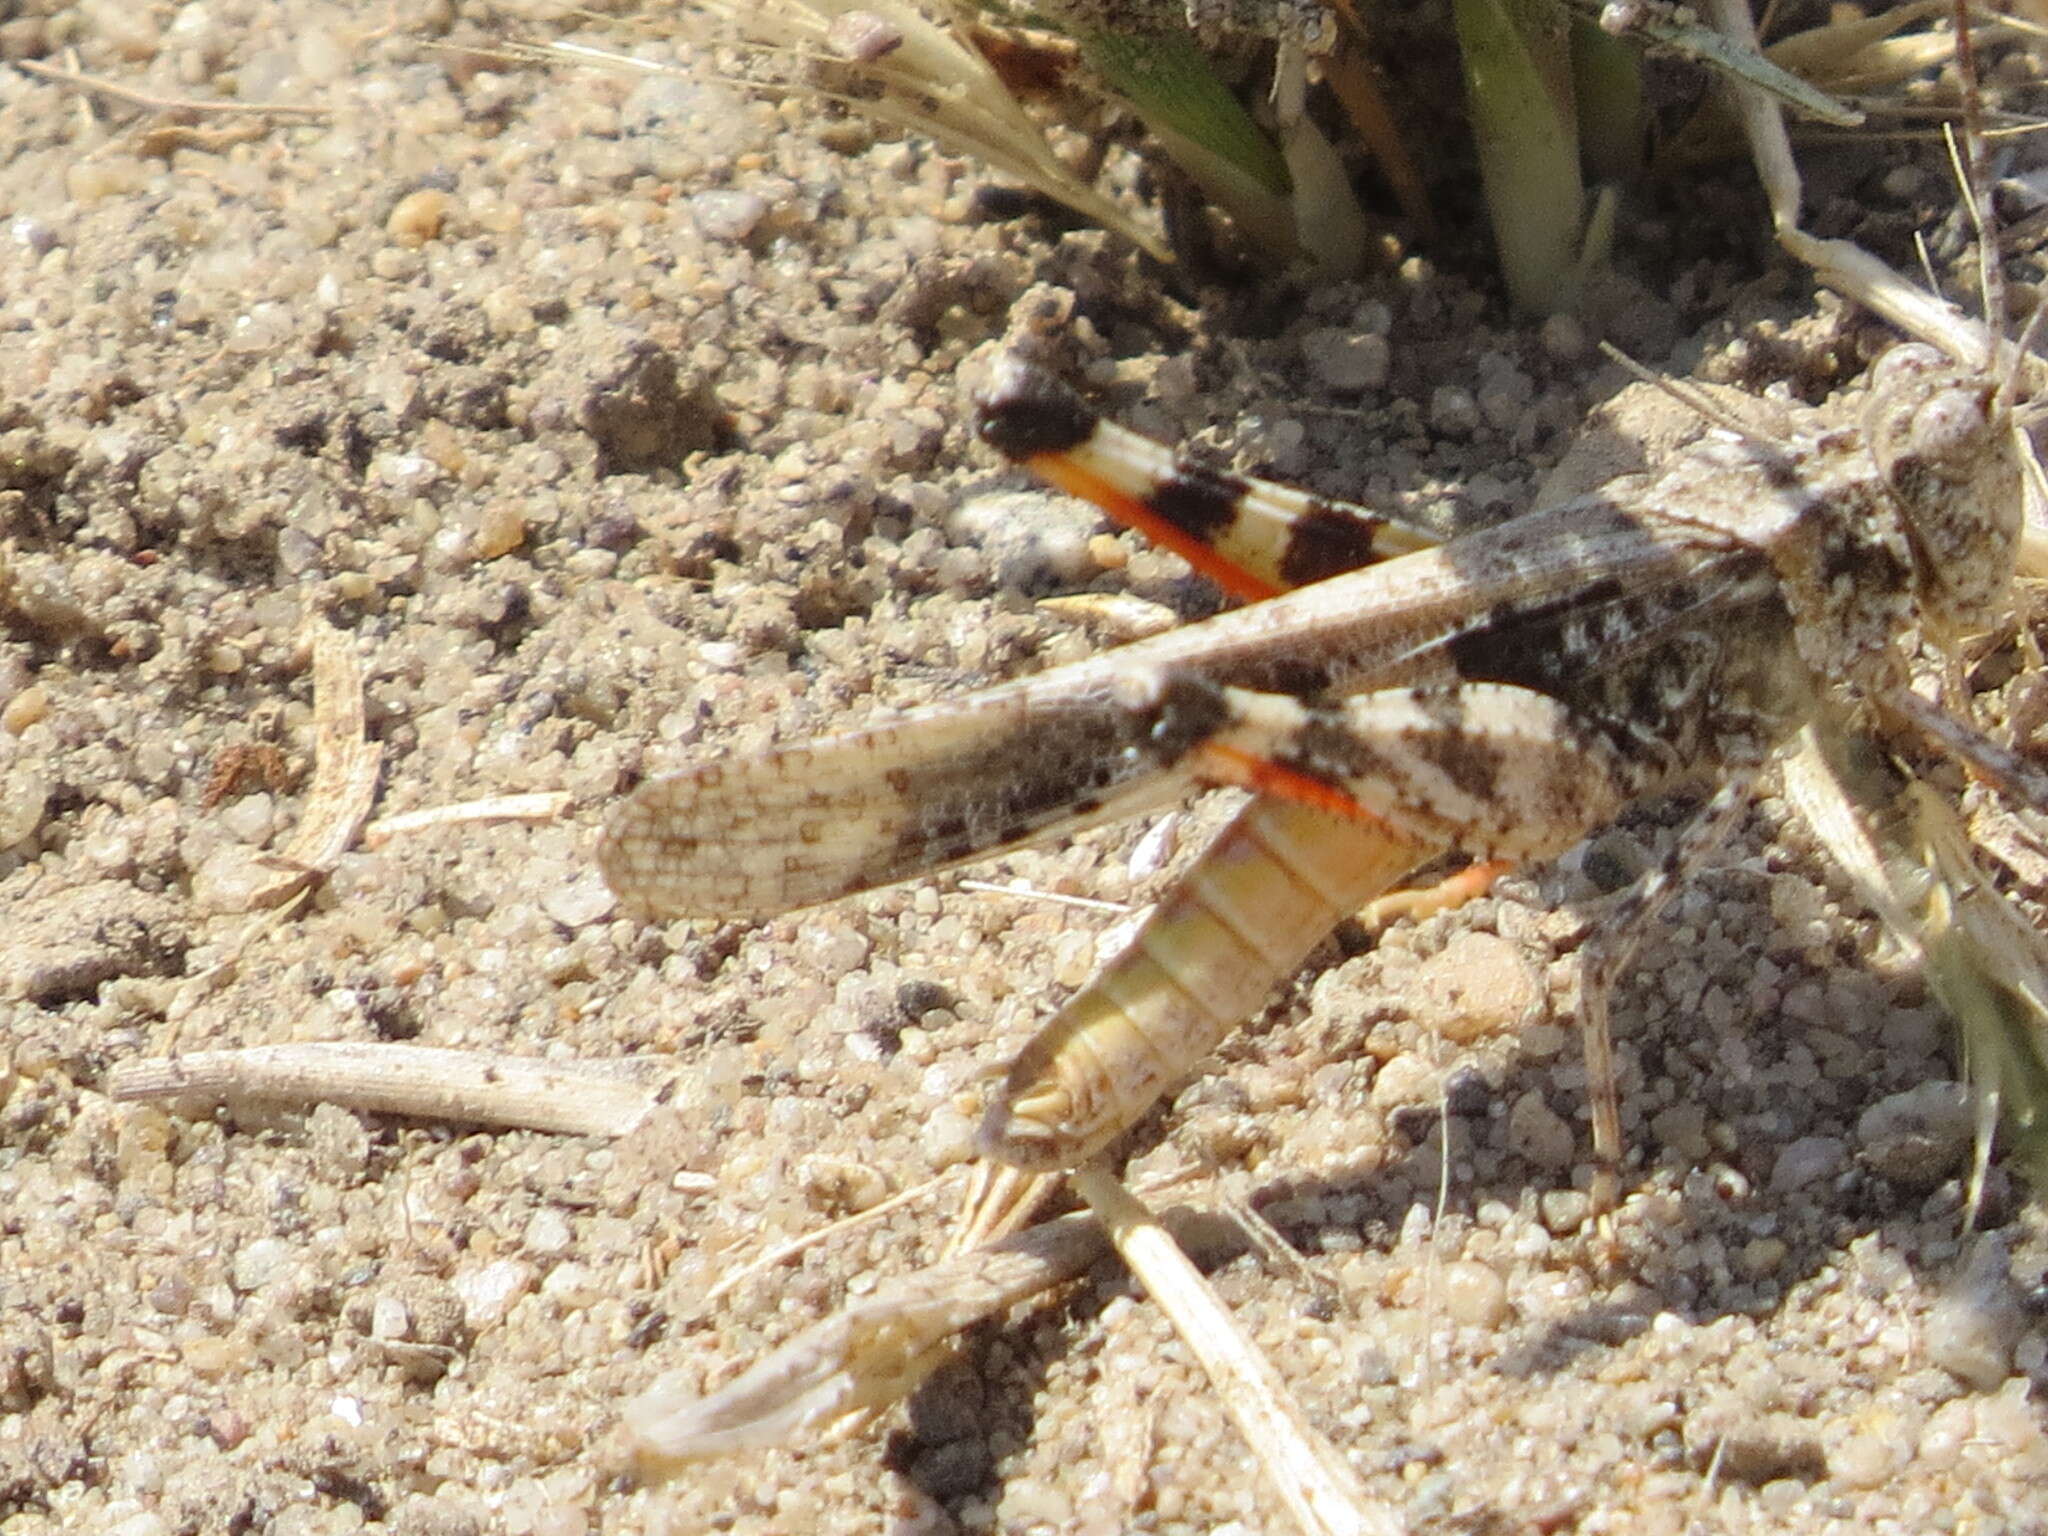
[1863, 342, 2024, 640]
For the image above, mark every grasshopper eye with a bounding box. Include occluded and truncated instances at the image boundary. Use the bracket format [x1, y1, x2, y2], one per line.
[1865, 346, 1996, 489]
[1904, 383, 1996, 477]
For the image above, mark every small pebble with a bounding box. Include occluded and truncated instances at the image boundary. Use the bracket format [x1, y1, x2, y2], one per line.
[1370, 1052, 1435, 1112]
[797, 922, 870, 973]
[1, 683, 49, 733]
[1507, 1089, 1574, 1171]
[1768, 1135, 1847, 1193]
[1539, 1188, 1589, 1235]
[1926, 1234, 2024, 1391]
[475, 503, 526, 559]
[0, 762, 47, 848]
[1857, 1080, 1971, 1188]
[522, 1207, 573, 1258]
[1880, 164, 1926, 201]
[825, 9, 903, 60]
[541, 1261, 599, 1308]
[1410, 931, 1540, 1043]
[1428, 384, 1481, 439]
[690, 190, 768, 243]
[1738, 1236, 1787, 1278]
[386, 188, 452, 246]
[1918, 1397, 1974, 1469]
[231, 1236, 292, 1293]
[540, 874, 614, 929]
[374, 453, 439, 494]
[1127, 813, 1179, 880]
[1300, 327, 1389, 392]
[371, 1293, 411, 1342]
[190, 844, 287, 914]
[1443, 1064, 1491, 1117]
[216, 792, 274, 845]
[10, 215, 56, 255]
[1649, 1102, 1709, 1162]
[1439, 1260, 1510, 1329]
[454, 1259, 537, 1333]
[949, 491, 1098, 591]
[1830, 1422, 1909, 1489]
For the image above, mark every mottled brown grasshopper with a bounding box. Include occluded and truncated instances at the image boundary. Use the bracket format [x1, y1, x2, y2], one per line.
[599, 330, 2029, 1220]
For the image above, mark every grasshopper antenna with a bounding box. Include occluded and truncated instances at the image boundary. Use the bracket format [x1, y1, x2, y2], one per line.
[1948, 0, 2008, 377]
[1594, 341, 1777, 448]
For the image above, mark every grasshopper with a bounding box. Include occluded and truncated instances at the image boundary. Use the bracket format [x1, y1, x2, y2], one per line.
[598, 335, 2028, 1216]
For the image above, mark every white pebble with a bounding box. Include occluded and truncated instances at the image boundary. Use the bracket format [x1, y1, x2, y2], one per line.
[10, 216, 57, 255]
[1439, 1260, 1510, 1329]
[690, 190, 768, 242]
[454, 1259, 537, 1332]
[190, 844, 284, 914]
[371, 1294, 411, 1341]
[540, 874, 615, 929]
[1428, 384, 1480, 438]
[1830, 1424, 1908, 1489]
[522, 1208, 574, 1258]
[216, 792, 274, 845]
[231, 1236, 293, 1292]
[1768, 1135, 1846, 1192]
[0, 763, 48, 849]
[1410, 931, 1539, 1043]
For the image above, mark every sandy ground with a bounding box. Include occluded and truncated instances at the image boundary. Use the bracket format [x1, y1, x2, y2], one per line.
[2, 2, 2047, 1533]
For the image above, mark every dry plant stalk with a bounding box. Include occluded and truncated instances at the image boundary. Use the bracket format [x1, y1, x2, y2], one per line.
[1071, 1167, 1399, 1536]
[106, 1043, 668, 1137]
[220, 615, 383, 910]
[362, 790, 573, 849]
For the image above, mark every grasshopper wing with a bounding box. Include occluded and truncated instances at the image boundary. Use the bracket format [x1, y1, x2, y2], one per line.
[599, 677, 1202, 920]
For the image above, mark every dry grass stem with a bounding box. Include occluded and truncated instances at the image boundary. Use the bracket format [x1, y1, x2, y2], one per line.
[1071, 1167, 1398, 1536]
[12, 56, 332, 118]
[105, 1043, 667, 1137]
[362, 791, 573, 849]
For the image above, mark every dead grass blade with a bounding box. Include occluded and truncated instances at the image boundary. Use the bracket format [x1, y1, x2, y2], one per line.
[105, 1043, 668, 1137]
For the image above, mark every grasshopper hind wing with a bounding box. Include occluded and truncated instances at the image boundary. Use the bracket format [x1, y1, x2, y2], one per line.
[975, 355, 1445, 603]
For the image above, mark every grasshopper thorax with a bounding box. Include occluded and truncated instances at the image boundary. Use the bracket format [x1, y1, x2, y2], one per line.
[1862, 342, 2024, 644]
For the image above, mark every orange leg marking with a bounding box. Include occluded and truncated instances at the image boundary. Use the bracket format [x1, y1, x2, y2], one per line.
[1357, 858, 1511, 929]
[1191, 742, 1397, 828]
[1024, 452, 1283, 604]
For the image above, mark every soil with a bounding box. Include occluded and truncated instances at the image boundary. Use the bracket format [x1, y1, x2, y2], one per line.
[1, 3, 2045, 1534]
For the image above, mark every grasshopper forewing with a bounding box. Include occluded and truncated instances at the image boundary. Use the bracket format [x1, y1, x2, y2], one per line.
[601, 344, 2023, 1192]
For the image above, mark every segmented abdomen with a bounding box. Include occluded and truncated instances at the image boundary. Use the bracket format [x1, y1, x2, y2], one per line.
[981, 796, 1439, 1170]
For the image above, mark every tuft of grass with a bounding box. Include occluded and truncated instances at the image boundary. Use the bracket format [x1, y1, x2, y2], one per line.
[661, 0, 1177, 262]
[1454, 0, 1589, 312]
[1789, 724, 2048, 1209]
[1056, 17, 1303, 263]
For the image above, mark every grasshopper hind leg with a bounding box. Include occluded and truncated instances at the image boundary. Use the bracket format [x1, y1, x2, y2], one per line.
[1575, 775, 1757, 1231]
